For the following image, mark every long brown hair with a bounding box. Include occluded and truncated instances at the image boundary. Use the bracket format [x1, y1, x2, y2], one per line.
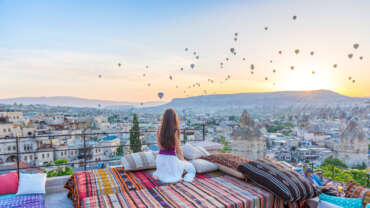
[158, 108, 180, 150]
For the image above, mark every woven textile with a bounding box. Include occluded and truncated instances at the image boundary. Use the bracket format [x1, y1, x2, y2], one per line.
[0, 194, 44, 208]
[190, 159, 218, 173]
[81, 175, 274, 208]
[344, 182, 370, 204]
[121, 151, 157, 171]
[237, 159, 317, 202]
[202, 153, 250, 170]
[65, 167, 223, 207]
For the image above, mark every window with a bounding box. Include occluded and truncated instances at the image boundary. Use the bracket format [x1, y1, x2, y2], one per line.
[8, 128, 11, 132]
[42, 154, 44, 159]
[61, 152, 63, 156]
[46, 153, 49, 158]
[12, 146, 15, 151]
[8, 146, 11, 151]
[30, 155, 33, 160]
[24, 156, 27, 161]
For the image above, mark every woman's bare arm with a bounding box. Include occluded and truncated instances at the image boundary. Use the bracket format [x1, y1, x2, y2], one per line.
[175, 132, 184, 160]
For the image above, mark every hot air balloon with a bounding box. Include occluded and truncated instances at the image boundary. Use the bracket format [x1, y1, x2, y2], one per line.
[264, 26, 268, 31]
[185, 48, 188, 51]
[353, 43, 359, 50]
[190, 63, 195, 69]
[359, 56, 363, 60]
[234, 37, 238, 42]
[169, 75, 173, 80]
[145, 65, 149, 69]
[250, 71, 254, 75]
[250, 64, 255, 70]
[180, 67, 184, 71]
[352, 80, 356, 83]
[312, 71, 315, 75]
[290, 66, 295, 70]
[292, 15, 297, 20]
[234, 32, 238, 36]
[333, 64, 338, 68]
[158, 92, 164, 99]
[294, 49, 300, 55]
[147, 83, 151, 87]
[118, 63, 121, 67]
[273, 69, 276, 73]
[310, 51, 314, 56]
[193, 52, 197, 55]
[242, 57, 246, 61]
[278, 50, 282, 55]
[348, 54, 353, 59]
[140, 102, 143, 106]
[143, 73, 146, 77]
[265, 77, 268, 81]
[270, 60, 273, 63]
[98, 104, 101, 108]
[176, 85, 178, 88]
[348, 77, 352, 80]
[230, 48, 235, 54]
[195, 56, 199, 59]
[226, 58, 229, 61]
[98, 74, 102, 78]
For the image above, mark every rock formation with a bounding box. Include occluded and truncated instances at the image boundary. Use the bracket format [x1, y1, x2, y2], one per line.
[231, 110, 266, 160]
[336, 119, 368, 167]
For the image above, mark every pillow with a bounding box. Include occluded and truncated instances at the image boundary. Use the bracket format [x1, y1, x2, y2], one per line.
[237, 159, 318, 202]
[17, 173, 47, 194]
[182, 143, 209, 160]
[345, 182, 370, 204]
[121, 151, 157, 171]
[318, 201, 343, 208]
[320, 193, 362, 208]
[190, 159, 218, 173]
[201, 153, 250, 170]
[218, 164, 245, 179]
[0, 172, 18, 195]
[189, 141, 223, 152]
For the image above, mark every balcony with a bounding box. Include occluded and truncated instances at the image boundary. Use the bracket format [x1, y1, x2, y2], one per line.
[0, 125, 207, 207]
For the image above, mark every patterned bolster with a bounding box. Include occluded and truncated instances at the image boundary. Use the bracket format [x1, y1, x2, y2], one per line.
[237, 159, 318, 202]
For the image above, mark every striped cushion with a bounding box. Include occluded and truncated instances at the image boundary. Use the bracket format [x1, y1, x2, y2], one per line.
[201, 153, 250, 170]
[345, 182, 370, 204]
[182, 143, 210, 160]
[121, 151, 157, 171]
[237, 159, 318, 202]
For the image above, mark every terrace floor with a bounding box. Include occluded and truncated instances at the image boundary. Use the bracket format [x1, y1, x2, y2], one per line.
[45, 192, 73, 208]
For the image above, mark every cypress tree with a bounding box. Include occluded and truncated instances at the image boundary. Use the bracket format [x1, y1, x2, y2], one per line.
[129, 114, 141, 152]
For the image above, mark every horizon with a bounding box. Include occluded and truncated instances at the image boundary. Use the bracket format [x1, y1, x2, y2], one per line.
[1, 0, 370, 102]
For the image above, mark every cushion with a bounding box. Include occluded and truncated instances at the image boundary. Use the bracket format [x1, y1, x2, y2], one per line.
[218, 164, 245, 179]
[17, 173, 47, 194]
[121, 151, 157, 171]
[318, 201, 343, 208]
[237, 159, 318, 202]
[345, 182, 370, 204]
[319, 193, 362, 208]
[182, 143, 209, 160]
[190, 159, 218, 173]
[0, 172, 18, 195]
[201, 153, 250, 170]
[189, 141, 223, 151]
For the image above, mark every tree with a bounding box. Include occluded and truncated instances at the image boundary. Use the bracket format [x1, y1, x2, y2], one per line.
[321, 156, 348, 169]
[129, 114, 141, 153]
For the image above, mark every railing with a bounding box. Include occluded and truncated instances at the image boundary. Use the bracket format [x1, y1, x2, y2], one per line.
[0, 124, 207, 176]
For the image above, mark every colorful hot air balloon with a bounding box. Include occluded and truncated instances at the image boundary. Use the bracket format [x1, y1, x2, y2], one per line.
[353, 43, 359, 50]
[158, 92, 164, 99]
[348, 54, 353, 59]
[230, 48, 235, 54]
[292, 15, 297, 20]
[333, 64, 338, 68]
[190, 63, 195, 69]
[294, 49, 300, 55]
[265, 77, 268, 81]
[290, 66, 295, 70]
[310, 51, 314, 56]
[278, 50, 282, 55]
[359, 56, 363, 60]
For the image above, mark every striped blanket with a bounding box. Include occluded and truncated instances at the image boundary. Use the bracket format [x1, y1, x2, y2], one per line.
[81, 175, 274, 208]
[0, 194, 44, 208]
[65, 167, 224, 207]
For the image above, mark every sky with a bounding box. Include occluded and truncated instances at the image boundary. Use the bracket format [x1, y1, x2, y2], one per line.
[0, 0, 369, 102]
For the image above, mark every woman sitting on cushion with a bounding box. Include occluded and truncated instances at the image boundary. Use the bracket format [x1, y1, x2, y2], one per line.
[304, 168, 323, 187]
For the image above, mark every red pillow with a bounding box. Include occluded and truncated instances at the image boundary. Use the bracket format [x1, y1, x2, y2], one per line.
[0, 172, 18, 195]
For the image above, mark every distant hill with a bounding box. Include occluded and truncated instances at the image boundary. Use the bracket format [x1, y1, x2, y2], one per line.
[0, 96, 166, 108]
[156, 90, 367, 110]
[0, 90, 366, 109]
